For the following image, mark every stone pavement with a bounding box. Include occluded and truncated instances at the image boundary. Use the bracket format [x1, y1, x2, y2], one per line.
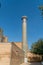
[28, 62, 42, 65]
[20, 62, 42, 65]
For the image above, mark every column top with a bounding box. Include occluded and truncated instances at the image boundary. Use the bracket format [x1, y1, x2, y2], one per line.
[21, 16, 28, 20]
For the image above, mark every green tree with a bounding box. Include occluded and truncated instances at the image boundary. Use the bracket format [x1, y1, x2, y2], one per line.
[31, 39, 43, 55]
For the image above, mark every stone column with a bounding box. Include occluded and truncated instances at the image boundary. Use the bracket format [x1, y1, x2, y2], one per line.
[21, 16, 28, 63]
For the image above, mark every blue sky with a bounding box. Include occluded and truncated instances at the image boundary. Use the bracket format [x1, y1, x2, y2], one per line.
[0, 0, 43, 49]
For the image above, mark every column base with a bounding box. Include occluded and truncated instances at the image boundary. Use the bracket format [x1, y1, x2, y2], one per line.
[24, 58, 28, 63]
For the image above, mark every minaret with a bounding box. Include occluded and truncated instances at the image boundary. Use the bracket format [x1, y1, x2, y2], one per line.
[21, 16, 28, 63]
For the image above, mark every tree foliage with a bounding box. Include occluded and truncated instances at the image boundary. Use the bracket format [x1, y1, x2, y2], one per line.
[31, 39, 43, 55]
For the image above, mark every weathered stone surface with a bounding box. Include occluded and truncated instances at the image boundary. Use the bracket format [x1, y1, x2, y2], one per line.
[0, 42, 24, 65]
[10, 42, 24, 65]
[20, 62, 28, 65]
[0, 43, 11, 65]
